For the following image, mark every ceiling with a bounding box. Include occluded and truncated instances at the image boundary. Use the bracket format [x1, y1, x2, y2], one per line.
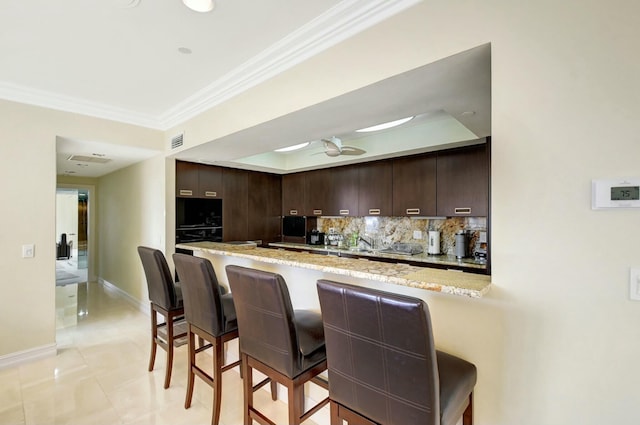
[1, 0, 490, 178]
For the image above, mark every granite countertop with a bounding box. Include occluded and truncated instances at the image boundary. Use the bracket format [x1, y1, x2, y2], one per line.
[268, 242, 487, 270]
[177, 241, 491, 298]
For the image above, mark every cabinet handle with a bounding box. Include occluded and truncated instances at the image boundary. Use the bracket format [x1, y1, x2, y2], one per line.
[313, 209, 323, 215]
[368, 209, 381, 215]
[204, 191, 217, 197]
[179, 189, 193, 196]
[454, 207, 472, 215]
[406, 208, 420, 215]
[339, 209, 350, 215]
[289, 210, 298, 216]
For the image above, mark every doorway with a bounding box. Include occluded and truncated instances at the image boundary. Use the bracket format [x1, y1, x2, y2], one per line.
[55, 188, 89, 286]
[55, 187, 91, 329]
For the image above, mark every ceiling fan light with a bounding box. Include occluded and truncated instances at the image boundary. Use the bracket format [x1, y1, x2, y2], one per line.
[274, 142, 310, 152]
[356, 116, 414, 133]
[183, 0, 214, 12]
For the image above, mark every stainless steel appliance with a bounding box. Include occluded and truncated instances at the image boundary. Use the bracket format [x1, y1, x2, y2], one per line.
[427, 230, 441, 255]
[306, 229, 325, 245]
[455, 230, 470, 259]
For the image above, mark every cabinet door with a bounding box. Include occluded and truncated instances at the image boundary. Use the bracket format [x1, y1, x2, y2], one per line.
[304, 168, 331, 216]
[436, 144, 489, 217]
[176, 161, 199, 197]
[222, 168, 248, 241]
[248, 172, 282, 245]
[282, 173, 305, 216]
[198, 165, 223, 199]
[392, 154, 437, 216]
[328, 165, 359, 216]
[358, 161, 392, 216]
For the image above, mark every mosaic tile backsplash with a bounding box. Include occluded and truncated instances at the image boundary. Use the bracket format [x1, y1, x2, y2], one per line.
[317, 216, 487, 256]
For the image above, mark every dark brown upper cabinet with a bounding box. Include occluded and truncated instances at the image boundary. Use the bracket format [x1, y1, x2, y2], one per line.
[392, 153, 437, 217]
[304, 168, 331, 217]
[328, 165, 359, 216]
[281, 172, 305, 216]
[358, 160, 392, 216]
[176, 160, 223, 199]
[436, 143, 489, 217]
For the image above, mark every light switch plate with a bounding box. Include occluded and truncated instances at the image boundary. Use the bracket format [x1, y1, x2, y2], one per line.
[413, 230, 422, 239]
[22, 244, 34, 258]
[630, 268, 640, 301]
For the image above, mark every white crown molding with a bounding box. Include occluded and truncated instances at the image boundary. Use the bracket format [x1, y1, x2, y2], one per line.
[0, 0, 420, 131]
[0, 82, 162, 129]
[158, 0, 421, 130]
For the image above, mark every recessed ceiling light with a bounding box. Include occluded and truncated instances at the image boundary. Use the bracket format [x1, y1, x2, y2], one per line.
[356, 116, 414, 133]
[275, 142, 310, 153]
[178, 47, 192, 55]
[183, 0, 214, 12]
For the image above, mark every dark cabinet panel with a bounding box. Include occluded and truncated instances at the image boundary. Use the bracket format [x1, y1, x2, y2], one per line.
[222, 168, 249, 242]
[199, 165, 223, 199]
[248, 172, 282, 245]
[176, 161, 199, 198]
[392, 154, 437, 216]
[358, 160, 392, 216]
[176, 161, 223, 198]
[329, 165, 359, 216]
[281, 173, 305, 216]
[304, 168, 331, 216]
[436, 144, 489, 217]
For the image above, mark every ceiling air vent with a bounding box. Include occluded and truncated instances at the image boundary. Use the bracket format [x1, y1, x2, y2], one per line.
[171, 133, 184, 149]
[67, 155, 111, 164]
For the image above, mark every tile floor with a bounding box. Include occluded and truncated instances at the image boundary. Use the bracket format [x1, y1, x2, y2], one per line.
[1, 282, 329, 425]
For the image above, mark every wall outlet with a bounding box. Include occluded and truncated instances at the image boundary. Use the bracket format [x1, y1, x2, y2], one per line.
[22, 244, 35, 258]
[413, 230, 422, 239]
[630, 268, 640, 301]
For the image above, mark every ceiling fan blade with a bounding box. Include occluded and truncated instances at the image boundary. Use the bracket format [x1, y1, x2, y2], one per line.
[340, 146, 366, 155]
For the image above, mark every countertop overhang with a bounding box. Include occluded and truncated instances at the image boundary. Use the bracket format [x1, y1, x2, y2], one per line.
[177, 242, 491, 298]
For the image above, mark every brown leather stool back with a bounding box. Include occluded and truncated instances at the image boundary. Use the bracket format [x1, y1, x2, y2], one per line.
[173, 253, 233, 337]
[138, 246, 181, 311]
[226, 265, 302, 378]
[317, 279, 476, 425]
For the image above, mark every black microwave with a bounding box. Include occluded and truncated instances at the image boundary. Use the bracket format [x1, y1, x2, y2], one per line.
[282, 216, 306, 237]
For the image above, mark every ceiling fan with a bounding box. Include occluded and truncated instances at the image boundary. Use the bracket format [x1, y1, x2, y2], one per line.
[319, 137, 366, 157]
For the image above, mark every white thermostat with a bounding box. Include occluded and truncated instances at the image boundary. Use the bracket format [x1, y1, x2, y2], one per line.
[592, 178, 640, 209]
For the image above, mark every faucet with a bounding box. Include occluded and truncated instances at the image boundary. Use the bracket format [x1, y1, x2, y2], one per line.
[358, 235, 373, 249]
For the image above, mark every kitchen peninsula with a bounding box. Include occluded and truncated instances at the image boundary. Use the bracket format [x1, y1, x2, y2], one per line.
[176, 241, 491, 299]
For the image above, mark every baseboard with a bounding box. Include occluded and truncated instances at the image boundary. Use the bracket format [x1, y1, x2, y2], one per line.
[99, 278, 150, 316]
[0, 343, 57, 370]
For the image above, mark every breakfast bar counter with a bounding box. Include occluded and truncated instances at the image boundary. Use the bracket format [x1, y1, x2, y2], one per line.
[176, 241, 491, 298]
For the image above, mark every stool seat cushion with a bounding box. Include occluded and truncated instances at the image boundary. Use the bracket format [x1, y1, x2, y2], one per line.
[293, 309, 325, 356]
[221, 293, 237, 330]
[437, 351, 478, 425]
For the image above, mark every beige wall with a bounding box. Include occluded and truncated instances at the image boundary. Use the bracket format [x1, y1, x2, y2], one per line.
[1, 1, 639, 423]
[97, 155, 167, 303]
[0, 99, 162, 359]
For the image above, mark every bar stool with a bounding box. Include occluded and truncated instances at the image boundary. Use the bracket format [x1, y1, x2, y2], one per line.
[226, 265, 329, 425]
[316, 279, 477, 425]
[173, 253, 242, 425]
[137, 246, 186, 389]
